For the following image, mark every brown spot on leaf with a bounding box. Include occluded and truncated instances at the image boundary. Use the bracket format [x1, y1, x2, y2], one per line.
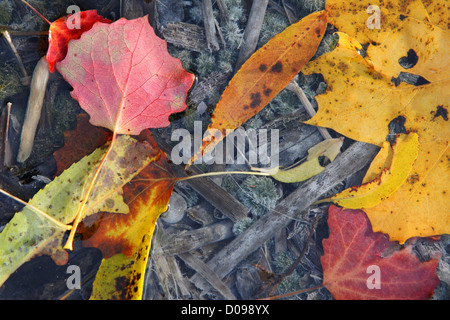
[115, 276, 129, 299]
[250, 92, 261, 108]
[263, 88, 272, 97]
[315, 27, 322, 38]
[270, 61, 283, 73]
[407, 174, 420, 184]
[105, 198, 115, 208]
[259, 64, 267, 72]
[432, 106, 448, 121]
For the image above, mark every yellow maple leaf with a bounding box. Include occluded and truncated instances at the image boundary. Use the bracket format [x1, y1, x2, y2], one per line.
[303, 0, 449, 243]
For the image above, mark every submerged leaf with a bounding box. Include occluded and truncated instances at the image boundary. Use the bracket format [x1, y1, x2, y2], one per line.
[0, 134, 166, 288]
[53, 113, 112, 176]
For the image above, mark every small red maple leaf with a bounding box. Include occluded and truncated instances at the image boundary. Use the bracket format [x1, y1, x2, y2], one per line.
[47, 10, 111, 72]
[322, 205, 440, 300]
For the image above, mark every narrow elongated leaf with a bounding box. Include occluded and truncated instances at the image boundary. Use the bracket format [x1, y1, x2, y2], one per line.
[189, 11, 327, 165]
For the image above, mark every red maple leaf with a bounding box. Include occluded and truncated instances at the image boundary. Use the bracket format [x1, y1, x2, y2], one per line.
[321, 205, 440, 300]
[47, 10, 111, 73]
[55, 16, 194, 250]
[53, 113, 112, 176]
[56, 15, 195, 134]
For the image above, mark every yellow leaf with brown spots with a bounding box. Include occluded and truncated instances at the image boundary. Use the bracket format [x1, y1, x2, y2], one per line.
[302, 1, 449, 243]
[89, 234, 152, 300]
[188, 11, 327, 165]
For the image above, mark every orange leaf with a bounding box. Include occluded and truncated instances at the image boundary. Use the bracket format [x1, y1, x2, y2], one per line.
[189, 11, 327, 165]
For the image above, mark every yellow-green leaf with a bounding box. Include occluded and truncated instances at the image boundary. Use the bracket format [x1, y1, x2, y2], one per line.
[259, 138, 343, 183]
[0, 135, 164, 288]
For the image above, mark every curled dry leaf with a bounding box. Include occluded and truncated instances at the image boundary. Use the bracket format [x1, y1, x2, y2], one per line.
[254, 137, 343, 183]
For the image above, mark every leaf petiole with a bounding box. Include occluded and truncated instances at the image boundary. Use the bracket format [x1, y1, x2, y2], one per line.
[176, 170, 272, 182]
[63, 132, 118, 250]
[20, 0, 52, 25]
[0, 189, 71, 231]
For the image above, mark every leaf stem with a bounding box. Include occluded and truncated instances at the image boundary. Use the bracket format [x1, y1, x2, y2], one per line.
[0, 189, 71, 231]
[20, 0, 52, 25]
[259, 284, 324, 300]
[63, 133, 118, 250]
[176, 170, 272, 182]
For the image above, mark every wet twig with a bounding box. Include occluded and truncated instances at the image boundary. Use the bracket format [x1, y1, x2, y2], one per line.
[286, 80, 332, 140]
[189, 141, 379, 293]
[235, 0, 269, 71]
[201, 0, 220, 51]
[1, 30, 29, 85]
[267, 214, 321, 296]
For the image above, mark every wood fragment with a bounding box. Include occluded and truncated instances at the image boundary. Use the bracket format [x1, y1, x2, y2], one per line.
[154, 138, 249, 222]
[160, 22, 207, 52]
[235, 0, 269, 71]
[189, 141, 380, 292]
[178, 251, 236, 300]
[216, 0, 229, 24]
[268, 0, 287, 16]
[151, 223, 196, 299]
[281, 0, 298, 24]
[121, 0, 144, 19]
[201, 0, 220, 51]
[0, 102, 12, 170]
[185, 202, 217, 226]
[188, 71, 231, 105]
[286, 81, 332, 140]
[17, 56, 49, 163]
[2, 30, 29, 85]
[161, 220, 234, 255]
